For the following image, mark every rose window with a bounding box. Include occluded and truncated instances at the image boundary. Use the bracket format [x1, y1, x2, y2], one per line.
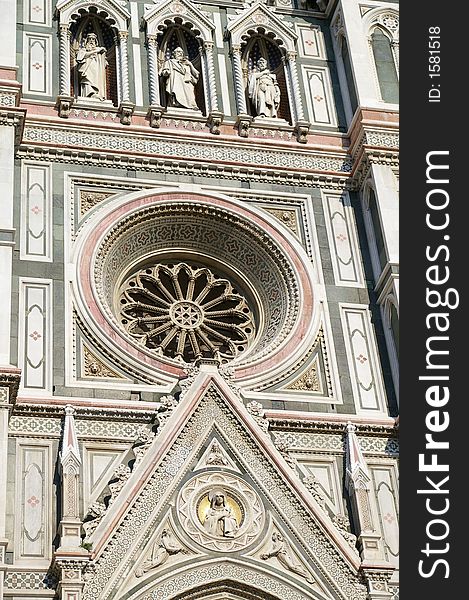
[118, 263, 255, 362]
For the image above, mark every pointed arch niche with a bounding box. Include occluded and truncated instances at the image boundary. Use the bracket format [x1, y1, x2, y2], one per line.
[143, 0, 223, 133]
[227, 2, 310, 142]
[56, 0, 134, 124]
[363, 9, 399, 105]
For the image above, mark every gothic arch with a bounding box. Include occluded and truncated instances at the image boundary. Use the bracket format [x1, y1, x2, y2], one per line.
[362, 180, 388, 279]
[226, 2, 308, 141]
[362, 8, 399, 103]
[55, 0, 133, 121]
[121, 559, 330, 600]
[143, 0, 221, 131]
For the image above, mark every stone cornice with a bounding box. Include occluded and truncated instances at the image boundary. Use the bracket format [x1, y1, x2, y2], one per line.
[348, 107, 399, 189]
[0, 366, 22, 409]
[15, 107, 398, 189]
[266, 411, 398, 438]
[13, 400, 158, 421]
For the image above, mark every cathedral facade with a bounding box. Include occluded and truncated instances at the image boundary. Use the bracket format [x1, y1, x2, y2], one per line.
[0, 1, 399, 599]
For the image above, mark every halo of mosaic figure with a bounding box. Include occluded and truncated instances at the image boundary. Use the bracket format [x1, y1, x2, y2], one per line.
[203, 489, 239, 538]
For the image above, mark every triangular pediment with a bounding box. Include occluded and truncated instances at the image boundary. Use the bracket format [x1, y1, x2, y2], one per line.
[81, 370, 366, 600]
[56, 0, 131, 30]
[227, 2, 297, 51]
[144, 0, 215, 40]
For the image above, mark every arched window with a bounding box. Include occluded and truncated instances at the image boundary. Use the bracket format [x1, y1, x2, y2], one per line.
[158, 27, 206, 114]
[368, 187, 387, 273]
[340, 36, 358, 115]
[371, 28, 399, 103]
[242, 36, 291, 123]
[70, 15, 118, 106]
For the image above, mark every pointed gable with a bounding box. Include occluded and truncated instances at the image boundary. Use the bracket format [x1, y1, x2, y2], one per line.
[82, 371, 366, 600]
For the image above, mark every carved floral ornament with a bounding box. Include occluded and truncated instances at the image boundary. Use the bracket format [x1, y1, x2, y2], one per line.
[74, 190, 319, 385]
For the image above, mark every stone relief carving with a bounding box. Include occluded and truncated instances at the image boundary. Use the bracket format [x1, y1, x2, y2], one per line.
[83, 502, 106, 541]
[157, 394, 178, 428]
[161, 47, 200, 110]
[81, 389, 368, 600]
[275, 441, 297, 470]
[203, 489, 239, 538]
[76, 34, 108, 101]
[82, 345, 124, 379]
[248, 57, 281, 119]
[205, 440, 229, 466]
[286, 365, 320, 392]
[332, 514, 358, 552]
[246, 401, 269, 434]
[261, 532, 315, 584]
[108, 463, 131, 505]
[136, 529, 187, 577]
[302, 474, 327, 510]
[133, 426, 156, 467]
[177, 471, 264, 552]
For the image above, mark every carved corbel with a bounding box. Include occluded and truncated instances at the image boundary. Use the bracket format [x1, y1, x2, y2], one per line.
[118, 101, 135, 126]
[294, 119, 310, 144]
[207, 110, 224, 135]
[56, 95, 74, 119]
[236, 114, 252, 138]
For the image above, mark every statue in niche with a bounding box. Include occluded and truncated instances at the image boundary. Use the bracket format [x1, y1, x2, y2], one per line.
[261, 532, 315, 584]
[206, 440, 228, 466]
[203, 490, 239, 537]
[248, 57, 281, 118]
[160, 47, 200, 110]
[135, 529, 186, 577]
[76, 33, 107, 100]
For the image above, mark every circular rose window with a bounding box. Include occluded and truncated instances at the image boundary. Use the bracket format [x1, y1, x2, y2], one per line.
[118, 262, 255, 362]
[75, 190, 316, 385]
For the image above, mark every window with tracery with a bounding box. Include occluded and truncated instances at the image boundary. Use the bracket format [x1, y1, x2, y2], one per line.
[371, 27, 399, 104]
[118, 262, 255, 363]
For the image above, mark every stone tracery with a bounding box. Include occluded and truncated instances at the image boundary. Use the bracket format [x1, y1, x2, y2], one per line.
[119, 262, 255, 362]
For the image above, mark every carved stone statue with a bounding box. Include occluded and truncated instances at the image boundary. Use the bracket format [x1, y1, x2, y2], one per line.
[261, 532, 314, 584]
[206, 440, 228, 466]
[136, 529, 185, 577]
[76, 33, 107, 100]
[248, 57, 281, 118]
[160, 47, 199, 110]
[203, 490, 239, 538]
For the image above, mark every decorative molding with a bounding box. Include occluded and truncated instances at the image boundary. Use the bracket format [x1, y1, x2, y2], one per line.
[20, 124, 353, 185]
[4, 570, 58, 590]
[15, 441, 53, 561]
[302, 65, 338, 128]
[17, 277, 53, 394]
[82, 344, 127, 380]
[23, 33, 52, 96]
